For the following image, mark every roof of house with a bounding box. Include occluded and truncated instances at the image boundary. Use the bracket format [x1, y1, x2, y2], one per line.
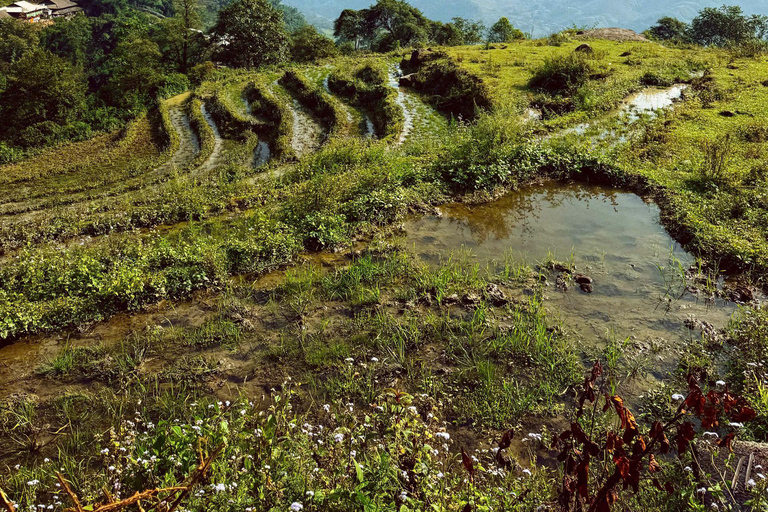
[7, 1, 45, 12]
[42, 0, 79, 9]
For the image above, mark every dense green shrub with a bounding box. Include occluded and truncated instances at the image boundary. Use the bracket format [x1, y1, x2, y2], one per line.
[528, 52, 596, 95]
[409, 58, 493, 120]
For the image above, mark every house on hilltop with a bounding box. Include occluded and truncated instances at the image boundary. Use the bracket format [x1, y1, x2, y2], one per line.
[41, 0, 82, 17]
[0, 0, 82, 22]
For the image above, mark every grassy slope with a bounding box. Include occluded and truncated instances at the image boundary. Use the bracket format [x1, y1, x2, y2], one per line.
[448, 39, 768, 276]
[1, 41, 768, 512]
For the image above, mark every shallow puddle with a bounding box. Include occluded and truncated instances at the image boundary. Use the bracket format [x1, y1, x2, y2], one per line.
[253, 141, 271, 168]
[404, 182, 736, 384]
[562, 84, 687, 137]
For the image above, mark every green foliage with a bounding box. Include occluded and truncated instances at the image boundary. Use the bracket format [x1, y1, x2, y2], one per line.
[528, 52, 596, 95]
[333, 0, 433, 52]
[0, 49, 87, 148]
[646, 16, 690, 43]
[155, 0, 207, 74]
[487, 16, 525, 43]
[268, 0, 306, 33]
[0, 17, 38, 65]
[688, 5, 768, 47]
[290, 25, 339, 63]
[211, 0, 290, 69]
[409, 57, 493, 120]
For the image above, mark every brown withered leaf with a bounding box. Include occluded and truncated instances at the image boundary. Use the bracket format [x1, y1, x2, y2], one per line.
[648, 454, 661, 473]
[605, 431, 622, 453]
[664, 482, 674, 494]
[730, 405, 757, 423]
[717, 432, 736, 452]
[610, 396, 639, 443]
[571, 422, 600, 456]
[576, 455, 590, 499]
[590, 359, 603, 382]
[495, 449, 511, 468]
[461, 447, 475, 482]
[615, 456, 630, 478]
[676, 422, 697, 455]
[627, 459, 642, 492]
[499, 429, 514, 450]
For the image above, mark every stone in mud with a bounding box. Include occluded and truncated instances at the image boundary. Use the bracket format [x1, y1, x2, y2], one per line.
[444, 293, 460, 305]
[574, 274, 593, 285]
[580, 283, 593, 293]
[418, 292, 433, 307]
[461, 292, 481, 307]
[555, 274, 569, 292]
[554, 262, 572, 273]
[484, 283, 508, 306]
[399, 73, 416, 87]
[575, 43, 594, 54]
[729, 286, 754, 303]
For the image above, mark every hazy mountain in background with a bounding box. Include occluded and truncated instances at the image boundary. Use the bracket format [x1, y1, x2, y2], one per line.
[283, 0, 765, 37]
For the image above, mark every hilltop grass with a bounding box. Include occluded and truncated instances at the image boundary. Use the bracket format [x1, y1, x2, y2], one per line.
[446, 39, 714, 125]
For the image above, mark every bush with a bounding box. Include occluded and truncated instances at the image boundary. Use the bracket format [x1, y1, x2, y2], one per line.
[290, 25, 339, 62]
[528, 53, 595, 95]
[409, 58, 493, 120]
[0, 142, 23, 164]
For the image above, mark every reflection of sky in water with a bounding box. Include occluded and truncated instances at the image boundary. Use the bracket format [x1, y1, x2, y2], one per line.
[405, 182, 736, 382]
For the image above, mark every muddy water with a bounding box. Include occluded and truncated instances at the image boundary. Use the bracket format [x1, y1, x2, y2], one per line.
[253, 141, 271, 168]
[404, 182, 736, 384]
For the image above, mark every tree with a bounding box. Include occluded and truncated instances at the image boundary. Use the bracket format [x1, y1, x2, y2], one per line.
[291, 25, 338, 62]
[487, 17, 524, 43]
[452, 17, 485, 45]
[364, 0, 430, 51]
[333, 9, 364, 50]
[156, 0, 206, 73]
[0, 49, 87, 141]
[688, 5, 768, 47]
[647, 16, 689, 43]
[105, 38, 164, 110]
[211, 0, 289, 68]
[40, 15, 92, 67]
[333, 0, 432, 51]
[0, 18, 39, 66]
[269, 0, 305, 33]
[432, 21, 463, 46]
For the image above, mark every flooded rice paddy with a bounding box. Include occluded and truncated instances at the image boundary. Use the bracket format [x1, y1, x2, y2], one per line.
[404, 182, 736, 385]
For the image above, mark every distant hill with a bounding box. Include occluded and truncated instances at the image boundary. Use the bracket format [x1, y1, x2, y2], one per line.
[282, 0, 766, 37]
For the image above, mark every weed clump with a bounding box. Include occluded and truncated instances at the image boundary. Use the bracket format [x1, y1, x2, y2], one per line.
[528, 53, 596, 95]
